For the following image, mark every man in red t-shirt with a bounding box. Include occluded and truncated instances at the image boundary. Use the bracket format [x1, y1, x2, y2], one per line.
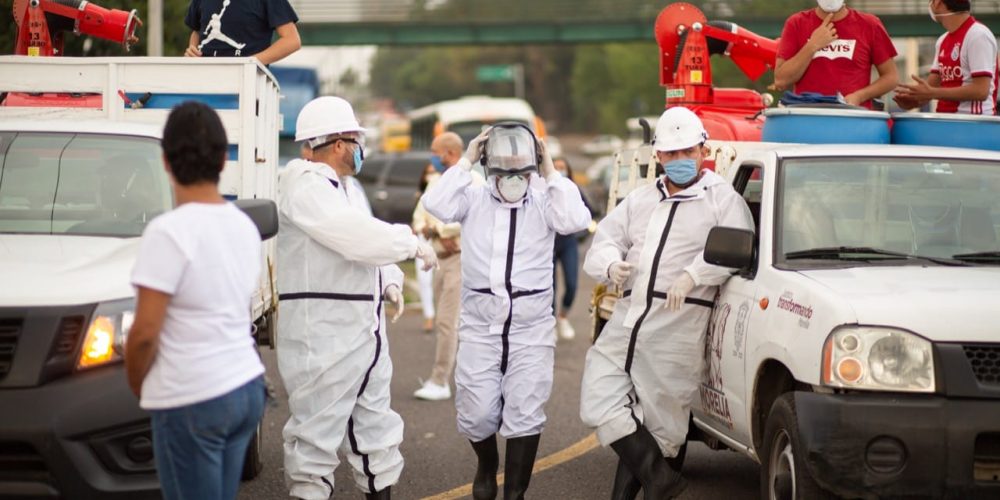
[894, 0, 998, 115]
[775, 0, 899, 108]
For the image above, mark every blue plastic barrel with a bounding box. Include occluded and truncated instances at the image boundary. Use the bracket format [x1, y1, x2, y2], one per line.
[123, 93, 239, 110]
[762, 107, 891, 144]
[891, 113, 1000, 151]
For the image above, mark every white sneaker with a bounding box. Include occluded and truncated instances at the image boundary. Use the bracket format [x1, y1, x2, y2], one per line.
[558, 318, 576, 340]
[414, 380, 451, 401]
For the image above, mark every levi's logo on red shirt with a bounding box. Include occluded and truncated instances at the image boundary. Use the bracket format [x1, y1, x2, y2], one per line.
[814, 39, 857, 60]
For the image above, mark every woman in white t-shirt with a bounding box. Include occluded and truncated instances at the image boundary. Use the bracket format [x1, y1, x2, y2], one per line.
[125, 101, 265, 500]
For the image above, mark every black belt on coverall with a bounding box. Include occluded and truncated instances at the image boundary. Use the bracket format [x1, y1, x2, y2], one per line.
[470, 287, 547, 299]
[622, 289, 713, 308]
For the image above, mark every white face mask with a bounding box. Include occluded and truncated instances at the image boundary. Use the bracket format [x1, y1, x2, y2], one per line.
[928, 1, 959, 22]
[496, 175, 529, 203]
[817, 0, 844, 13]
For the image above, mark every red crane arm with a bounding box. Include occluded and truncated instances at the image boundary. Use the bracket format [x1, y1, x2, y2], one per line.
[13, 0, 140, 56]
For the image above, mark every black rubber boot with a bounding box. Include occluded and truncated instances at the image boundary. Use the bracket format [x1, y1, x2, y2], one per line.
[365, 486, 390, 500]
[471, 435, 500, 500]
[503, 434, 540, 500]
[609, 426, 687, 500]
[610, 458, 641, 500]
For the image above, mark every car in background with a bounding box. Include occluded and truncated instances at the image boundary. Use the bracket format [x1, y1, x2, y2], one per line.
[355, 151, 433, 225]
[583, 155, 615, 215]
[581, 134, 623, 157]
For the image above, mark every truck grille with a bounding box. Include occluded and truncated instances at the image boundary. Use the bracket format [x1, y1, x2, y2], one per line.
[51, 316, 85, 356]
[975, 433, 1000, 483]
[0, 441, 51, 484]
[0, 318, 22, 381]
[963, 345, 1000, 386]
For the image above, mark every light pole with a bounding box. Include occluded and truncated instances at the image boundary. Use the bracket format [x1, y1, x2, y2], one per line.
[148, 0, 163, 56]
[513, 63, 525, 100]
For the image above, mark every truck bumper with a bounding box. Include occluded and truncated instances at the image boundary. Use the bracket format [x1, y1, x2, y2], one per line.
[0, 365, 159, 499]
[795, 391, 1000, 499]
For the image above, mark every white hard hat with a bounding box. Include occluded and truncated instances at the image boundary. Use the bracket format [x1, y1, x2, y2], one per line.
[295, 96, 367, 142]
[653, 107, 708, 152]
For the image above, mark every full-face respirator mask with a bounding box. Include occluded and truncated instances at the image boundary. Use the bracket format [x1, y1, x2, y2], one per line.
[480, 123, 542, 203]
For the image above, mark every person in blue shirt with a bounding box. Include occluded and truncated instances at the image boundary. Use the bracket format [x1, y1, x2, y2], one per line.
[184, 0, 300, 65]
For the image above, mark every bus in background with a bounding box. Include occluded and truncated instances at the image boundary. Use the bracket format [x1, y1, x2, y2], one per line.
[381, 118, 411, 153]
[270, 66, 320, 165]
[408, 95, 545, 151]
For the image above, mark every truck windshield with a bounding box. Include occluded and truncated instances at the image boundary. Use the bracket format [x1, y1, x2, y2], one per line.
[0, 132, 172, 237]
[778, 157, 1000, 265]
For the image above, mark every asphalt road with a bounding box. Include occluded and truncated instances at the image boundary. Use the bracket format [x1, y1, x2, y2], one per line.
[238, 254, 760, 500]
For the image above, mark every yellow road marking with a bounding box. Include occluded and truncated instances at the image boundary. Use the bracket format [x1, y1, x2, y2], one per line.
[420, 433, 600, 500]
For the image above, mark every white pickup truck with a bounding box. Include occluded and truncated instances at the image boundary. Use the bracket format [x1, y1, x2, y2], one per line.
[0, 57, 280, 499]
[592, 138, 1000, 499]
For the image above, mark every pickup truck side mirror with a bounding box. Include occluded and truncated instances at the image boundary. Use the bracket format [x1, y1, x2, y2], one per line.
[234, 199, 279, 241]
[704, 226, 755, 269]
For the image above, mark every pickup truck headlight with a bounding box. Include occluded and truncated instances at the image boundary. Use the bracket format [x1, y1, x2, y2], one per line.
[822, 327, 935, 393]
[77, 299, 134, 370]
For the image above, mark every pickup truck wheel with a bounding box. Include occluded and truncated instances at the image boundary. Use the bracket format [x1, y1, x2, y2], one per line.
[760, 394, 834, 500]
[241, 421, 263, 481]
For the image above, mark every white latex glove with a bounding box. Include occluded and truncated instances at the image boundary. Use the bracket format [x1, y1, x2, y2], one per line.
[415, 240, 439, 271]
[462, 129, 490, 168]
[665, 272, 696, 311]
[384, 284, 404, 323]
[607, 261, 632, 287]
[539, 139, 557, 180]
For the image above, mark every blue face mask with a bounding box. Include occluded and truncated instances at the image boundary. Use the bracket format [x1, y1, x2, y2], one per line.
[430, 155, 446, 173]
[664, 158, 698, 186]
[352, 146, 364, 174]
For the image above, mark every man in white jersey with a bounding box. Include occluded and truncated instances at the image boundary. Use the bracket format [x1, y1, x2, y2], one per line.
[894, 0, 998, 115]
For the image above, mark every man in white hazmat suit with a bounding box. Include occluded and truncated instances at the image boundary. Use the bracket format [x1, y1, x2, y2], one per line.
[276, 96, 438, 500]
[580, 107, 753, 499]
[422, 123, 590, 499]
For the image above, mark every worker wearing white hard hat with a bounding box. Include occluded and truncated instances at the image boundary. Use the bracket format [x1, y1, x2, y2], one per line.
[422, 123, 591, 499]
[276, 96, 438, 500]
[580, 106, 754, 498]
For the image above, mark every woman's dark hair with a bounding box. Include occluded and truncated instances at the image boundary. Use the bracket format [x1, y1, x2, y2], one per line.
[554, 157, 575, 180]
[161, 101, 227, 186]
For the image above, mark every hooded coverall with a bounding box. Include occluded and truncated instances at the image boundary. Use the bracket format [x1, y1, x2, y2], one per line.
[422, 159, 591, 440]
[580, 171, 753, 458]
[277, 159, 414, 499]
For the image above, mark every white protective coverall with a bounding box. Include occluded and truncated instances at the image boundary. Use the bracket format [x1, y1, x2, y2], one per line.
[277, 158, 414, 498]
[422, 158, 591, 441]
[580, 170, 753, 457]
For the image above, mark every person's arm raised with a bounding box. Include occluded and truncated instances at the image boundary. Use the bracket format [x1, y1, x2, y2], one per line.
[774, 13, 837, 90]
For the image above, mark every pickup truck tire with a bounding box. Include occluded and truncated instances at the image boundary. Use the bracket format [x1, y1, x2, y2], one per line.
[241, 421, 263, 481]
[760, 394, 834, 500]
